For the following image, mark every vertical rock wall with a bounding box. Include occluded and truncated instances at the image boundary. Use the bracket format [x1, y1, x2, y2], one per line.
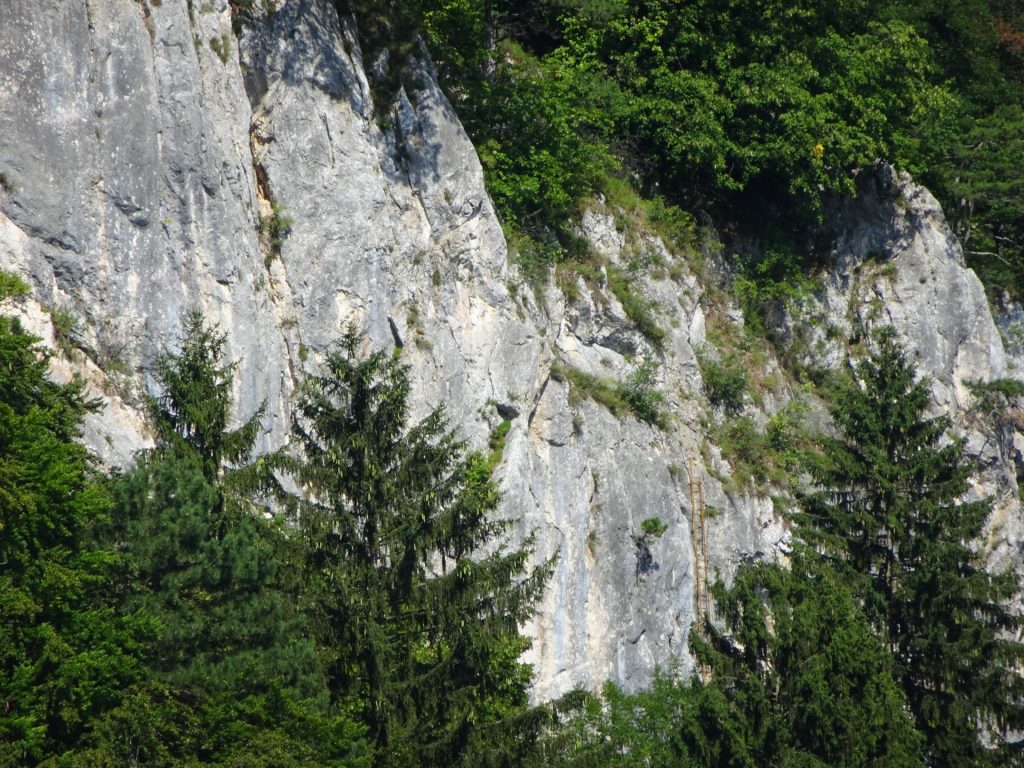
[0, 0, 1019, 699]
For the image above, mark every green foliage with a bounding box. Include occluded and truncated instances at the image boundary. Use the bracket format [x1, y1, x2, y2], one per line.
[941, 104, 1024, 296]
[392, 0, 1024, 299]
[553, 359, 666, 427]
[713, 416, 770, 486]
[695, 555, 925, 768]
[968, 376, 1024, 418]
[0, 315, 150, 764]
[876, 0, 1024, 299]
[260, 201, 293, 264]
[712, 401, 808, 489]
[230, 0, 279, 31]
[471, 45, 617, 234]
[105, 313, 347, 765]
[605, 266, 665, 346]
[4, 310, 559, 765]
[66, 681, 368, 768]
[639, 517, 667, 539]
[122, 313, 307, 694]
[47, 306, 79, 358]
[555, 2, 950, 215]
[209, 32, 231, 64]
[113, 451, 316, 701]
[0, 270, 29, 300]
[619, 359, 665, 425]
[799, 328, 1024, 764]
[733, 240, 817, 334]
[642, 195, 698, 256]
[528, 558, 923, 767]
[147, 310, 265, 484]
[283, 329, 552, 766]
[699, 351, 748, 415]
[420, 3, 626, 269]
[487, 418, 512, 470]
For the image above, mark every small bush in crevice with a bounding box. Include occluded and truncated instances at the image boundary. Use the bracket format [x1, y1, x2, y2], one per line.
[259, 202, 293, 265]
[209, 33, 231, 64]
[48, 306, 80, 358]
[0, 270, 29, 300]
[710, 401, 808, 491]
[968, 377, 1024, 413]
[620, 360, 665, 426]
[552, 360, 667, 428]
[640, 517, 668, 539]
[487, 419, 512, 471]
[700, 352, 747, 416]
[607, 266, 666, 347]
[229, 0, 277, 32]
[733, 240, 817, 335]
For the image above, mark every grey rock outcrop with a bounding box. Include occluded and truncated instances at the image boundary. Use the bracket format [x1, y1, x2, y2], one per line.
[0, 0, 289, 453]
[1, 0, 1020, 701]
[783, 164, 1024, 570]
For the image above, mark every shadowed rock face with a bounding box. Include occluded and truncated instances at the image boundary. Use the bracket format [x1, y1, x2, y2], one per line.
[1, 0, 1021, 699]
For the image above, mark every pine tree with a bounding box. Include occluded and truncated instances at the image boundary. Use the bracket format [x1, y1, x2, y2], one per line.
[799, 328, 1024, 766]
[0, 312, 149, 765]
[106, 312, 367, 766]
[523, 552, 922, 768]
[283, 330, 551, 767]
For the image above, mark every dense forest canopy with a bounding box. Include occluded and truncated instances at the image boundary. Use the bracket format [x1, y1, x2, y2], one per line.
[351, 0, 1024, 296]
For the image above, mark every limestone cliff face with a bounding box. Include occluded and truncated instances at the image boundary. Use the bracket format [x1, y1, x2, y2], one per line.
[1, 0, 1021, 700]
[785, 166, 1024, 573]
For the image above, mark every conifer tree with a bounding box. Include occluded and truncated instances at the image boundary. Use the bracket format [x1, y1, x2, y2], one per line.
[146, 309, 265, 487]
[799, 328, 1024, 766]
[0, 310, 149, 765]
[114, 311, 311, 697]
[696, 554, 924, 768]
[106, 312, 367, 766]
[524, 553, 923, 768]
[284, 330, 551, 767]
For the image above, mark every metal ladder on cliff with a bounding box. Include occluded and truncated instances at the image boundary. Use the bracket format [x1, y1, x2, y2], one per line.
[688, 458, 711, 683]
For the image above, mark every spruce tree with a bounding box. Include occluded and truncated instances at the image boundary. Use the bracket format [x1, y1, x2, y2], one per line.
[799, 328, 1024, 765]
[146, 308, 265, 487]
[523, 553, 923, 768]
[114, 311, 312, 696]
[284, 330, 551, 767]
[0, 312, 149, 765]
[697, 554, 924, 768]
[106, 312, 366, 765]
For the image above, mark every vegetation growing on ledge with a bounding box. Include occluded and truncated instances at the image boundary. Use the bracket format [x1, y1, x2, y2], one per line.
[0, 269, 29, 300]
[552, 358, 667, 428]
[333, 0, 1024, 302]
[258, 201, 293, 265]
